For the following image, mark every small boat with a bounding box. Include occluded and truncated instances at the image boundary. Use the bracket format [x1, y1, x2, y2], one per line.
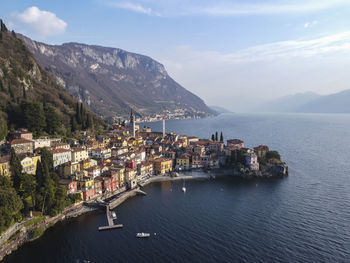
[136, 232, 150, 238]
[182, 179, 186, 192]
[111, 211, 117, 220]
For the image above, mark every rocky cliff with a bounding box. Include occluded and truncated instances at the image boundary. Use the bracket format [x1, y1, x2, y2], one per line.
[19, 35, 214, 119]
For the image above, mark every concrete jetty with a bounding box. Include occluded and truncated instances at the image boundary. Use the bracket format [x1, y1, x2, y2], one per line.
[98, 205, 123, 231]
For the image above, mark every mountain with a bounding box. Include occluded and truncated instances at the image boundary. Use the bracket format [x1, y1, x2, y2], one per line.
[0, 20, 104, 135]
[210, 106, 232, 114]
[255, 92, 321, 112]
[18, 35, 214, 119]
[296, 89, 350, 113]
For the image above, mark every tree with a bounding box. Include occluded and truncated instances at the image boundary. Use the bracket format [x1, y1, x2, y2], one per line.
[23, 86, 27, 99]
[10, 149, 23, 190]
[215, 131, 218, 141]
[0, 187, 23, 233]
[0, 110, 8, 140]
[40, 148, 53, 170]
[0, 19, 8, 32]
[71, 116, 79, 132]
[44, 104, 61, 135]
[220, 132, 223, 143]
[21, 100, 46, 136]
[8, 84, 14, 100]
[211, 134, 215, 141]
[21, 173, 37, 209]
[86, 114, 93, 129]
[266, 151, 281, 161]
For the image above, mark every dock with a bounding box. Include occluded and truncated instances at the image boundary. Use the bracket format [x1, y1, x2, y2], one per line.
[98, 205, 123, 231]
[98, 224, 123, 231]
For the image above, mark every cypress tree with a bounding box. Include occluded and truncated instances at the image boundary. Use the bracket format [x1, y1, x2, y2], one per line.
[211, 134, 215, 141]
[215, 131, 218, 141]
[0, 19, 8, 32]
[0, 110, 8, 141]
[86, 114, 93, 129]
[220, 132, 223, 143]
[22, 86, 27, 99]
[8, 84, 14, 100]
[10, 149, 23, 190]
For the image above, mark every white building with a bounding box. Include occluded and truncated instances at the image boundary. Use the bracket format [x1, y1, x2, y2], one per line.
[245, 152, 259, 171]
[91, 148, 111, 159]
[33, 137, 61, 150]
[52, 148, 72, 168]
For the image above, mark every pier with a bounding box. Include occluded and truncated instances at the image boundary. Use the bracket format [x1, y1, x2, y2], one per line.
[98, 205, 123, 231]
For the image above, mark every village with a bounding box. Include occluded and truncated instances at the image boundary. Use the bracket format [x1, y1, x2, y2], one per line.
[0, 111, 287, 203]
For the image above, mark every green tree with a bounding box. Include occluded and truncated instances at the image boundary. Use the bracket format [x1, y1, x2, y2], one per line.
[22, 86, 27, 99]
[0, 19, 8, 32]
[215, 131, 218, 141]
[8, 84, 14, 100]
[0, 187, 23, 233]
[266, 151, 281, 161]
[71, 116, 79, 132]
[220, 132, 223, 143]
[44, 104, 61, 135]
[211, 134, 215, 141]
[86, 113, 93, 129]
[0, 110, 8, 140]
[41, 148, 53, 171]
[21, 173, 37, 209]
[21, 100, 46, 136]
[10, 149, 23, 190]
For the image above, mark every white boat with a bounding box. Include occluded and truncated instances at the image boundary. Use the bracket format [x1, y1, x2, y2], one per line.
[182, 179, 186, 192]
[111, 211, 117, 220]
[136, 232, 150, 238]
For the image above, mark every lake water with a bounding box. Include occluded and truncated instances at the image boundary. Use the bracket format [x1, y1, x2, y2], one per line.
[3, 113, 350, 263]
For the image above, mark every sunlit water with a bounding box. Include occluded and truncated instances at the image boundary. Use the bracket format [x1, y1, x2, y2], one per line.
[3, 113, 350, 263]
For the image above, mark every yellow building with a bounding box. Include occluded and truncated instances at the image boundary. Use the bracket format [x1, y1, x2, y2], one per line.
[80, 159, 91, 171]
[116, 167, 125, 187]
[153, 158, 173, 174]
[19, 154, 41, 175]
[77, 176, 94, 190]
[176, 154, 191, 169]
[71, 148, 89, 163]
[114, 137, 128, 147]
[61, 162, 81, 177]
[0, 155, 11, 177]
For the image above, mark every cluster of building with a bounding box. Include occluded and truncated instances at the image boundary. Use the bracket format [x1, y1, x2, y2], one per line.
[0, 111, 272, 202]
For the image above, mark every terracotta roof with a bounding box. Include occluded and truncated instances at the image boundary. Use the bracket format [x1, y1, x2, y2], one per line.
[227, 139, 244, 144]
[0, 155, 11, 163]
[254, 145, 269, 151]
[11, 139, 32, 145]
[52, 148, 71, 154]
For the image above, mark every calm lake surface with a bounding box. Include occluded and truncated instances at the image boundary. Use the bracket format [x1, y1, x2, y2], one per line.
[3, 113, 350, 263]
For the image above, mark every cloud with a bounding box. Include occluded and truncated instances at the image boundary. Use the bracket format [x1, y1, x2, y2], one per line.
[304, 20, 318, 28]
[13, 6, 67, 37]
[110, 2, 160, 16]
[158, 31, 350, 111]
[104, 0, 350, 17]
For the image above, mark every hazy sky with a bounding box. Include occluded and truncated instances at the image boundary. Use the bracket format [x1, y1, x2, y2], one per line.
[1, 0, 350, 111]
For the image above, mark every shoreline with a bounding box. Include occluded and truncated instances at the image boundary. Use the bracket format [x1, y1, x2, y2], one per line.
[0, 173, 211, 261]
[0, 167, 287, 261]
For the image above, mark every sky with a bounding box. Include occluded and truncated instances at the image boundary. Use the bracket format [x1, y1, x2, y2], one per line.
[1, 0, 350, 111]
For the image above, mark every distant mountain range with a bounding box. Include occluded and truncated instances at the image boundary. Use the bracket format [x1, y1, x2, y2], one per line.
[255, 90, 350, 113]
[18, 34, 214, 119]
[210, 106, 233, 114]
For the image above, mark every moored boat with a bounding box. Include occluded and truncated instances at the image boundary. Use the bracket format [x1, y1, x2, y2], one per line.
[136, 232, 150, 238]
